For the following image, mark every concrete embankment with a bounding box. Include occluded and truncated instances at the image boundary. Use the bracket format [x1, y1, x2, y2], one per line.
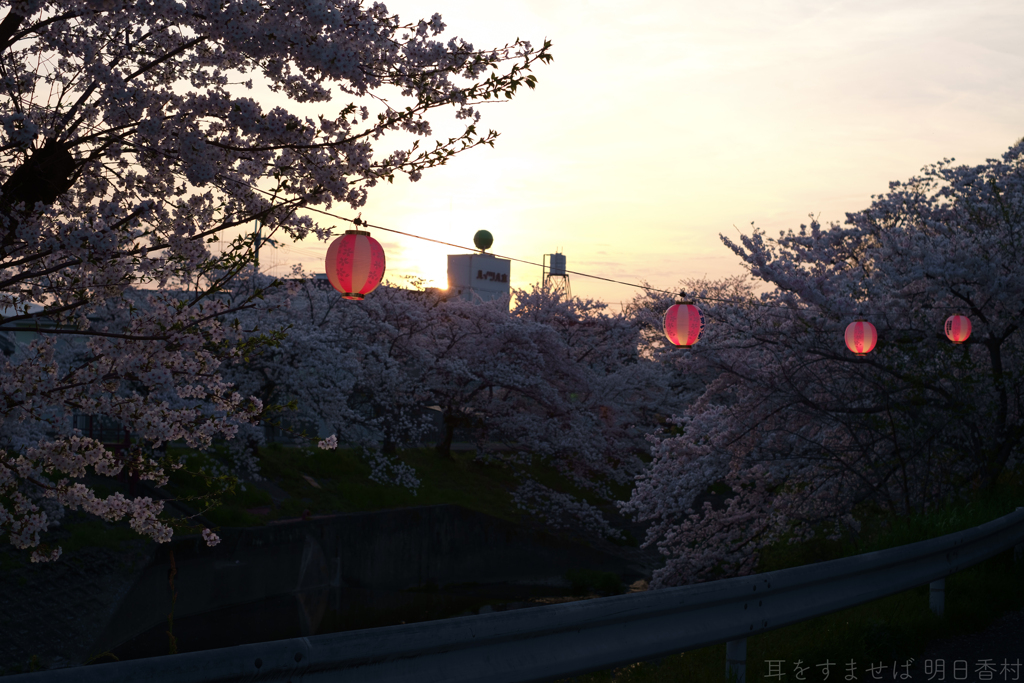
[0, 504, 655, 671]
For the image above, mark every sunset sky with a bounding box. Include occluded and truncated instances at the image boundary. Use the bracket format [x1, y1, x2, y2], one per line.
[266, 0, 1024, 309]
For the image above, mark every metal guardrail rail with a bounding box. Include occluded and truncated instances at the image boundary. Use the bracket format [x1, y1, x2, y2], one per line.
[7, 507, 1024, 683]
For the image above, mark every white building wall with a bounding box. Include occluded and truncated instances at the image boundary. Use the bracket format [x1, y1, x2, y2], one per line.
[447, 254, 511, 305]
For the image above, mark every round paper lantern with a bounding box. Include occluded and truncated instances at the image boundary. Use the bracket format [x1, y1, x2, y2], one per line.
[325, 230, 386, 300]
[845, 320, 877, 356]
[944, 314, 971, 344]
[664, 302, 705, 349]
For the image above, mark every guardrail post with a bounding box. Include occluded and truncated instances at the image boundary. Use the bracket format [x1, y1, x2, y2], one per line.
[929, 578, 945, 617]
[1016, 508, 1023, 565]
[332, 557, 342, 612]
[726, 638, 747, 683]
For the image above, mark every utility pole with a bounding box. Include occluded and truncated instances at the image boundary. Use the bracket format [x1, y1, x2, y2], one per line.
[254, 219, 261, 269]
[252, 219, 260, 287]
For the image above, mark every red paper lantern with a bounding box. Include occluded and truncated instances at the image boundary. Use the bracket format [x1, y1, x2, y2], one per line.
[844, 320, 877, 356]
[664, 302, 705, 349]
[944, 314, 971, 344]
[325, 230, 386, 300]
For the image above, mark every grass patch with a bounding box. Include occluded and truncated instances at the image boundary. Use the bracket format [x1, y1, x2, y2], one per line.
[59, 517, 140, 553]
[565, 569, 625, 596]
[204, 505, 269, 528]
[257, 443, 530, 524]
[161, 441, 647, 547]
[760, 473, 1024, 575]
[162, 448, 274, 525]
[553, 649, 726, 683]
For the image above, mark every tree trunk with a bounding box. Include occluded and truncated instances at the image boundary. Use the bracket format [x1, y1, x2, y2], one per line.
[1, 139, 78, 251]
[435, 414, 456, 460]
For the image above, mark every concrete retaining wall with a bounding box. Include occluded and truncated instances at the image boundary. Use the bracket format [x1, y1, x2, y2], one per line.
[88, 504, 645, 661]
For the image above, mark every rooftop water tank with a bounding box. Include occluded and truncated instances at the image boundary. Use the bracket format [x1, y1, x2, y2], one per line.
[548, 253, 566, 277]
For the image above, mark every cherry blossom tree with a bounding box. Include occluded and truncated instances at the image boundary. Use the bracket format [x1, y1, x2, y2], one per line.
[621, 141, 1024, 587]
[231, 278, 679, 542]
[625, 274, 756, 410]
[418, 291, 511, 460]
[420, 284, 680, 541]
[0, 0, 550, 560]
[226, 271, 433, 490]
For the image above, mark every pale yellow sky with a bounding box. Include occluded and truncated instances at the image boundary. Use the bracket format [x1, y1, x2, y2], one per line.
[262, 0, 1024, 308]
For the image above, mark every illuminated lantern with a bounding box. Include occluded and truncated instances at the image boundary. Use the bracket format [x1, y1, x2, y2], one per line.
[325, 230, 386, 300]
[664, 299, 705, 349]
[844, 320, 877, 356]
[944, 314, 971, 344]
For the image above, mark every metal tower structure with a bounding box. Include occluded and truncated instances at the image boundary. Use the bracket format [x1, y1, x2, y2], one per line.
[542, 251, 571, 301]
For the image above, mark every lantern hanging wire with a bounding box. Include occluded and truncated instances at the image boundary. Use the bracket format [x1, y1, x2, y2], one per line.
[239, 182, 982, 316]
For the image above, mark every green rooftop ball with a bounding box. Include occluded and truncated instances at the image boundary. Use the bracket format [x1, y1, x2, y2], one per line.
[473, 230, 493, 251]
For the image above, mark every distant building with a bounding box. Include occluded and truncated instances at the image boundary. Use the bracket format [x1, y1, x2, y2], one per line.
[311, 273, 334, 289]
[0, 302, 56, 356]
[447, 252, 511, 305]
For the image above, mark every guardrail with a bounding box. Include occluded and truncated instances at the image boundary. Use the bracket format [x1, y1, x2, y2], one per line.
[7, 507, 1023, 683]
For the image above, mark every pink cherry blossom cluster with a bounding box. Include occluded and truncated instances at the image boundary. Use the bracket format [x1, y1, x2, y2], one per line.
[0, 292, 265, 557]
[201, 528, 220, 547]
